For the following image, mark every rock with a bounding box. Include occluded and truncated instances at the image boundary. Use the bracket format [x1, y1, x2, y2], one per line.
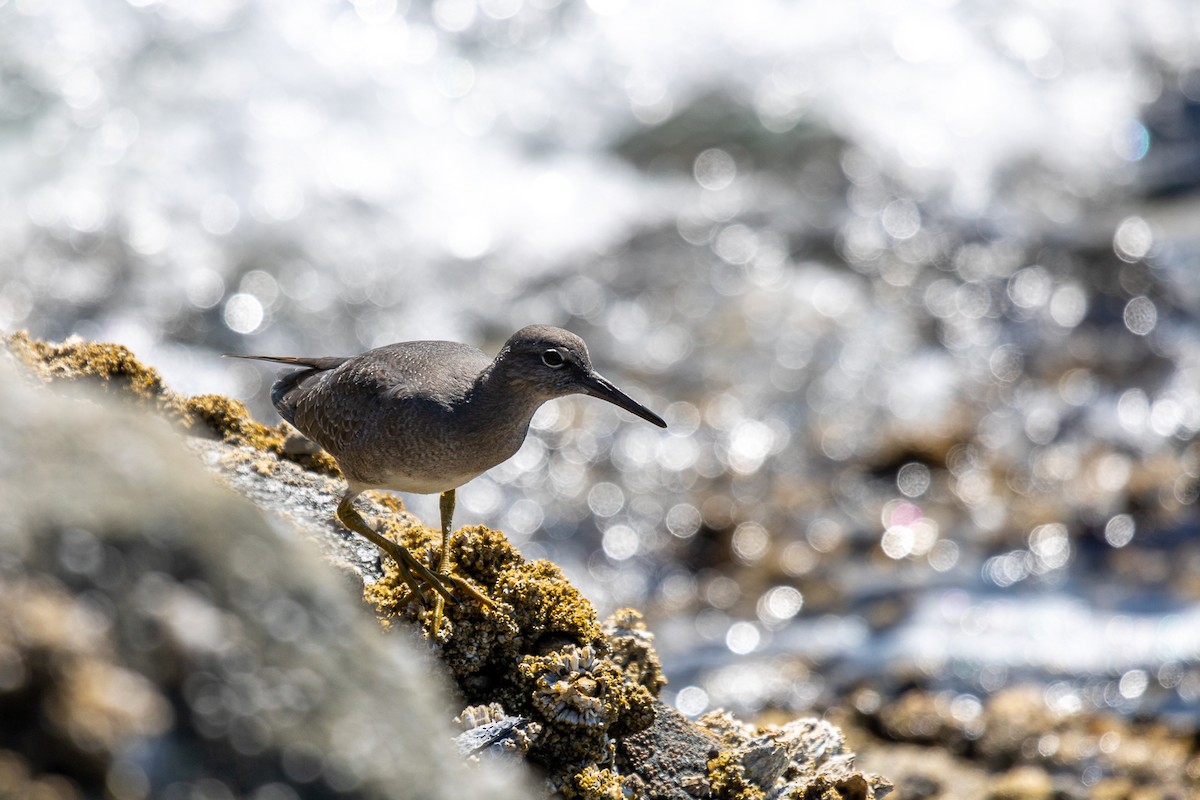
[695, 712, 892, 799]
[0, 349, 534, 799]
[618, 702, 721, 799]
[2, 333, 892, 799]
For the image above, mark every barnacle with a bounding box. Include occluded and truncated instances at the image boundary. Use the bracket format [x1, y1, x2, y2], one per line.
[497, 721, 542, 756]
[517, 640, 655, 771]
[529, 645, 609, 728]
[456, 702, 510, 731]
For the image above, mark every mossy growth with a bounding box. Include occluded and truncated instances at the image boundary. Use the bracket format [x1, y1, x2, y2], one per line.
[3, 332, 339, 477]
[6, 330, 178, 409]
[564, 765, 628, 800]
[362, 518, 657, 790]
[364, 521, 521, 675]
[706, 751, 766, 800]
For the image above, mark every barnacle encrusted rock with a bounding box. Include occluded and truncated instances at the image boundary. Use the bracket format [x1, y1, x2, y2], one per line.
[616, 701, 720, 798]
[698, 712, 892, 799]
[707, 749, 767, 800]
[5, 333, 890, 798]
[363, 523, 520, 665]
[602, 608, 667, 696]
[360, 508, 660, 787]
[367, 538, 657, 780]
[454, 703, 543, 759]
[565, 764, 630, 800]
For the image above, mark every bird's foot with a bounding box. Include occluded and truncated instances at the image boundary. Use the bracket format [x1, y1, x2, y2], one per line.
[430, 570, 496, 639]
[444, 573, 496, 608]
[335, 495, 496, 639]
[377, 540, 457, 608]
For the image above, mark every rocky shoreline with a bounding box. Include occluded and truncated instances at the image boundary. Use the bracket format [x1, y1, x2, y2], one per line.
[0, 332, 890, 798]
[8, 332, 1197, 799]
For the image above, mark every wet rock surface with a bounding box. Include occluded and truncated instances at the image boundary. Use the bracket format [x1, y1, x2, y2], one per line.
[1, 335, 889, 797]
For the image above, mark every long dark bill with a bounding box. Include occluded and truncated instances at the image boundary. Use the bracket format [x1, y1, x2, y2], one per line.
[581, 371, 667, 429]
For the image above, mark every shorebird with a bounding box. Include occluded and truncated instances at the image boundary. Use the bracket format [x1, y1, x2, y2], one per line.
[231, 325, 666, 634]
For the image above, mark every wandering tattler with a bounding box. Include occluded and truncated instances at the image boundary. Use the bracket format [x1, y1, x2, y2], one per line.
[231, 325, 667, 633]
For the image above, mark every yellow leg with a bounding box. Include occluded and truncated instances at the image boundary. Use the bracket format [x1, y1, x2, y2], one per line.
[431, 490, 496, 635]
[336, 494, 456, 606]
[431, 489, 455, 635]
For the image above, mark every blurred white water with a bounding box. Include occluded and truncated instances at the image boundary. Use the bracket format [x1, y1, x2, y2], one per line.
[3, 0, 1189, 362]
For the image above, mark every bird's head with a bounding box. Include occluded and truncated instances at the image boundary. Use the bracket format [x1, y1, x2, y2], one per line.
[495, 325, 667, 429]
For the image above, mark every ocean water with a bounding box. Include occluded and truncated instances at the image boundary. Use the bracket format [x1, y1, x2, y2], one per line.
[4, 0, 1200, 723]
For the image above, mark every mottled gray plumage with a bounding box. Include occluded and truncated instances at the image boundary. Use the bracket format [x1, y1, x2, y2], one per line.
[240, 325, 665, 495]
[229, 325, 666, 630]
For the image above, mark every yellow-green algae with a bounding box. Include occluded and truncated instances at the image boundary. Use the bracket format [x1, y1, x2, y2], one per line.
[8, 332, 663, 792]
[6, 330, 177, 408]
[699, 712, 771, 800]
[4, 332, 340, 476]
[565, 765, 629, 800]
[182, 393, 341, 475]
[363, 521, 657, 784]
[706, 751, 767, 800]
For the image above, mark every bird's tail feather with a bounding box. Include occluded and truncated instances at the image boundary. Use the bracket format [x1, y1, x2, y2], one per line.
[224, 354, 349, 371]
[223, 353, 350, 426]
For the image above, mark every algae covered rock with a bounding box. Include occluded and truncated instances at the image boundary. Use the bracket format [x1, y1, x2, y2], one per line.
[603, 608, 668, 696]
[364, 525, 660, 786]
[2, 333, 892, 799]
[0, 348, 534, 799]
[5, 330, 340, 475]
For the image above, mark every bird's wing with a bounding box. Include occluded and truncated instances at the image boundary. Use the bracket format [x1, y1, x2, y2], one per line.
[228, 342, 492, 456]
[364, 341, 492, 400]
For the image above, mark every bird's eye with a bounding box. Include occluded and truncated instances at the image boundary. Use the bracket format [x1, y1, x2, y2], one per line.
[541, 349, 566, 368]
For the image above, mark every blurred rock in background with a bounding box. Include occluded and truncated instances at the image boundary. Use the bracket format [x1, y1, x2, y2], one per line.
[0, 352, 534, 800]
